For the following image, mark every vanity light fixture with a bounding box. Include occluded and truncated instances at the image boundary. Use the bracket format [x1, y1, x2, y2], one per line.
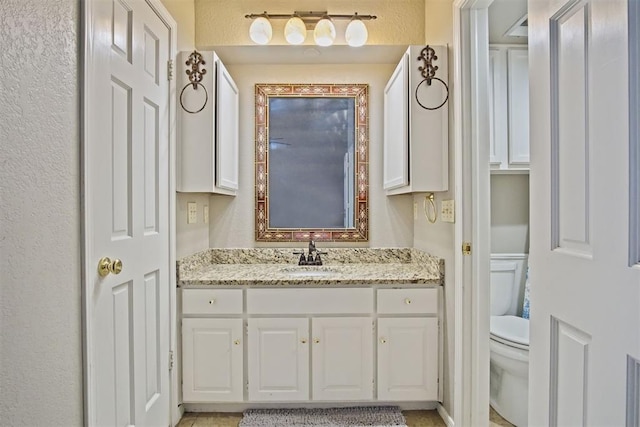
[245, 11, 377, 47]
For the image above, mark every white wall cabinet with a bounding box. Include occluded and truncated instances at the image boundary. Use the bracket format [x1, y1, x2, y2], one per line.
[182, 286, 441, 405]
[489, 46, 529, 171]
[383, 45, 449, 194]
[177, 51, 239, 194]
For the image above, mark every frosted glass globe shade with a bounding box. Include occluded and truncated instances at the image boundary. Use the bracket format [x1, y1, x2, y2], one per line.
[313, 18, 336, 47]
[285, 17, 306, 45]
[345, 19, 368, 47]
[249, 17, 272, 45]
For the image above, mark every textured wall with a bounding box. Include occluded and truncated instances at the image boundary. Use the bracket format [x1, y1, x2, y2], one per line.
[0, 0, 83, 425]
[209, 63, 414, 249]
[413, 0, 455, 417]
[160, 0, 196, 51]
[195, 0, 425, 47]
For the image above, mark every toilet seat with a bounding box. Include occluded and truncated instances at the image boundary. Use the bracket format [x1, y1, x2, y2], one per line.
[490, 315, 529, 350]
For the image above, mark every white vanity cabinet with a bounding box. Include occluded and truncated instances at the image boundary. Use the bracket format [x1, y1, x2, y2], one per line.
[377, 289, 439, 401]
[177, 51, 239, 194]
[246, 288, 374, 402]
[383, 45, 449, 194]
[181, 289, 244, 402]
[489, 46, 529, 171]
[181, 286, 441, 406]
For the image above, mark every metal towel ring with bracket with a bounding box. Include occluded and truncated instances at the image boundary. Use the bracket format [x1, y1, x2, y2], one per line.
[415, 46, 449, 111]
[180, 51, 208, 114]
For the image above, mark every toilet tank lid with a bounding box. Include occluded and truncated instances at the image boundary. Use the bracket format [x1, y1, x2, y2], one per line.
[490, 315, 529, 346]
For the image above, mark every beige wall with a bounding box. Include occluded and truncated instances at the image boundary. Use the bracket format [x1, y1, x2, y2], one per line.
[195, 0, 425, 47]
[209, 63, 415, 248]
[491, 174, 530, 254]
[413, 0, 455, 416]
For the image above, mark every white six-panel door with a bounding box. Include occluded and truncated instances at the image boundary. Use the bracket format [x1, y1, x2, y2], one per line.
[248, 318, 309, 401]
[85, 0, 172, 424]
[528, 0, 640, 425]
[312, 317, 373, 401]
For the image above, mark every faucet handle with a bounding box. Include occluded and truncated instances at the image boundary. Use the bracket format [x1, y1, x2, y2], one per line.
[293, 251, 307, 265]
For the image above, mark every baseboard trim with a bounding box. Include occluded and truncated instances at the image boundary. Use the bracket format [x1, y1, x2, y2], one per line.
[437, 403, 454, 427]
[183, 401, 438, 413]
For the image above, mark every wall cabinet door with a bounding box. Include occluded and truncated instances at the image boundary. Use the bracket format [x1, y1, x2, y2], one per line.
[312, 317, 373, 401]
[182, 318, 243, 402]
[383, 45, 449, 194]
[177, 51, 239, 194]
[507, 48, 530, 166]
[377, 317, 438, 401]
[247, 318, 309, 401]
[383, 52, 410, 191]
[489, 46, 529, 171]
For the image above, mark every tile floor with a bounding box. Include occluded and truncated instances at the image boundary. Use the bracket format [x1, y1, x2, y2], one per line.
[177, 407, 515, 427]
[177, 410, 446, 427]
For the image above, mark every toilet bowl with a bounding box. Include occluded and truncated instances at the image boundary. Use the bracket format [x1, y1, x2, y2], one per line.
[489, 256, 529, 427]
[490, 315, 529, 427]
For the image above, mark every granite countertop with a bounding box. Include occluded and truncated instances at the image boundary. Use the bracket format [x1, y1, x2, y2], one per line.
[177, 248, 444, 287]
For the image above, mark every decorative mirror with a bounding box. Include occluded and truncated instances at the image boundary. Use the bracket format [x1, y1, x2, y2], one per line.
[255, 84, 369, 242]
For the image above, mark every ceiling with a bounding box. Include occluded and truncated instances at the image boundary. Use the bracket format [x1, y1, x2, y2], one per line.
[488, 0, 528, 45]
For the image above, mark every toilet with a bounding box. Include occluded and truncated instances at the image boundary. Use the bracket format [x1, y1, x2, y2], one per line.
[490, 258, 529, 427]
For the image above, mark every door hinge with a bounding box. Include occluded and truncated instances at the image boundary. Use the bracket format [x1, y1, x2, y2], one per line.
[167, 59, 174, 81]
[462, 242, 472, 255]
[169, 350, 174, 371]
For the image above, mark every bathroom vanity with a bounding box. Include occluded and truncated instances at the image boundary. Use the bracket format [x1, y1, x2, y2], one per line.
[177, 248, 444, 410]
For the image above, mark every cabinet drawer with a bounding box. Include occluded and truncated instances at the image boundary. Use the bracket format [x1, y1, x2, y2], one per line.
[377, 288, 438, 314]
[182, 289, 243, 315]
[247, 288, 374, 314]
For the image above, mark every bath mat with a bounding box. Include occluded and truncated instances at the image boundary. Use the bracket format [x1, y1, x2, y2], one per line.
[239, 406, 407, 427]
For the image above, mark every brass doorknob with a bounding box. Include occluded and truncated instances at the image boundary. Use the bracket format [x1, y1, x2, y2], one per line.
[98, 257, 123, 277]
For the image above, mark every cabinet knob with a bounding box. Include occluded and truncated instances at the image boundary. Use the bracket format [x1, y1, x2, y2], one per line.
[209, 298, 216, 305]
[234, 339, 240, 346]
[301, 339, 307, 344]
[313, 338, 320, 344]
[380, 337, 387, 344]
[404, 298, 412, 305]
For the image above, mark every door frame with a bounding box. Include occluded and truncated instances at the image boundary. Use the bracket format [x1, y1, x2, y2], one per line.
[452, 0, 493, 425]
[80, 0, 178, 424]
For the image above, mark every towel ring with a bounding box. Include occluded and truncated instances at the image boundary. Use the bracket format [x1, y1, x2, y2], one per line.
[424, 193, 437, 224]
[180, 82, 208, 114]
[180, 50, 208, 114]
[415, 77, 449, 111]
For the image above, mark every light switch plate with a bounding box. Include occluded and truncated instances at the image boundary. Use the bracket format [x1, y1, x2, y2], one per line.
[203, 205, 209, 224]
[441, 199, 455, 223]
[187, 202, 197, 224]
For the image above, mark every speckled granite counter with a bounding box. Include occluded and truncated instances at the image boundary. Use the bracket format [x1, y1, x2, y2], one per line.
[177, 248, 444, 287]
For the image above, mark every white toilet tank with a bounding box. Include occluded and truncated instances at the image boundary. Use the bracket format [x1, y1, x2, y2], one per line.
[490, 256, 526, 316]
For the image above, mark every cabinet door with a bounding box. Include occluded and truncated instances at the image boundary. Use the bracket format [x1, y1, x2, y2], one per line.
[489, 48, 509, 169]
[182, 318, 243, 402]
[215, 58, 239, 191]
[312, 317, 373, 401]
[383, 52, 409, 190]
[507, 48, 530, 166]
[377, 318, 438, 401]
[248, 318, 309, 401]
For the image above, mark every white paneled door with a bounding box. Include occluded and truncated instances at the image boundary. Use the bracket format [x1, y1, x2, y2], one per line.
[84, 0, 173, 425]
[529, 0, 640, 425]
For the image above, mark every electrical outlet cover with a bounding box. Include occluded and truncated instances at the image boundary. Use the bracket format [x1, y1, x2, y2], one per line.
[187, 202, 197, 224]
[441, 199, 455, 223]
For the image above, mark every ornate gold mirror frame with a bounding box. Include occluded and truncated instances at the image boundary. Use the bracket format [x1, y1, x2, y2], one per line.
[255, 83, 369, 242]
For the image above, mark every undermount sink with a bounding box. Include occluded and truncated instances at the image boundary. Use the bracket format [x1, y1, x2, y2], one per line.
[279, 267, 338, 277]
